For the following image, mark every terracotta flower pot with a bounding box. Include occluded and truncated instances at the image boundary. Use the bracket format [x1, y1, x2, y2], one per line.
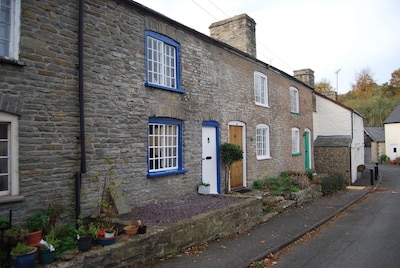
[26, 230, 42, 247]
[124, 225, 139, 236]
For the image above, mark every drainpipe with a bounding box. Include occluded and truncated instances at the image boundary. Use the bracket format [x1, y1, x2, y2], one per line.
[350, 110, 354, 185]
[76, 0, 86, 219]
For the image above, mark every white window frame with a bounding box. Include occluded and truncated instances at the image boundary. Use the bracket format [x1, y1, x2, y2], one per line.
[0, 0, 21, 60]
[291, 127, 300, 155]
[290, 86, 299, 113]
[0, 112, 19, 197]
[256, 124, 270, 159]
[254, 72, 269, 107]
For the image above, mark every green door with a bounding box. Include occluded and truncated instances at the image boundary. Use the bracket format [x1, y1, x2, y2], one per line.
[304, 131, 311, 170]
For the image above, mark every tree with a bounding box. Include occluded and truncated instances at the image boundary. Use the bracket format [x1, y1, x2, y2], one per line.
[315, 78, 334, 93]
[350, 67, 377, 97]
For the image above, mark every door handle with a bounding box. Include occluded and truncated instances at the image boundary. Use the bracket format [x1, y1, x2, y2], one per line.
[205, 156, 212, 160]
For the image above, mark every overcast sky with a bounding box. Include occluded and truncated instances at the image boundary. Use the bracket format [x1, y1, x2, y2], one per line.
[134, 0, 400, 94]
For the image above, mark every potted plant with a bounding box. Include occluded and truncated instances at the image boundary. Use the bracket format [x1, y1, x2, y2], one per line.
[38, 230, 58, 264]
[91, 158, 125, 245]
[198, 182, 211, 194]
[10, 242, 37, 268]
[76, 218, 98, 251]
[3, 225, 27, 247]
[123, 224, 138, 236]
[137, 219, 147, 234]
[26, 211, 49, 247]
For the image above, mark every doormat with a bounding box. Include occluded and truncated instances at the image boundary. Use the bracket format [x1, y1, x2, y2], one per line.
[235, 188, 252, 194]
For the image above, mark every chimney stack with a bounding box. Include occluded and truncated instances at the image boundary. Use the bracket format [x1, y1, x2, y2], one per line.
[293, 69, 315, 88]
[209, 14, 257, 58]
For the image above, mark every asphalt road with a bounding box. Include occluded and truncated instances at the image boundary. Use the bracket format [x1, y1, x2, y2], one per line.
[272, 164, 400, 268]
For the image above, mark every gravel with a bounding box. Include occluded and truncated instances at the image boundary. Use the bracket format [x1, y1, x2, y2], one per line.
[120, 194, 244, 226]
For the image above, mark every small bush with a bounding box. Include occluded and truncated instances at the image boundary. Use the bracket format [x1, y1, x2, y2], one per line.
[321, 173, 346, 196]
[253, 179, 265, 190]
[253, 171, 312, 195]
[380, 154, 389, 164]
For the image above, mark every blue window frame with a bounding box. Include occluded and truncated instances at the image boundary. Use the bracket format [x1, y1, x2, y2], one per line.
[145, 31, 185, 93]
[147, 118, 187, 178]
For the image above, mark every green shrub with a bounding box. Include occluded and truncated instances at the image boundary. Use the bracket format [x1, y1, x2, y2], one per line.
[53, 223, 77, 253]
[252, 171, 312, 195]
[380, 154, 389, 163]
[321, 173, 346, 196]
[253, 179, 265, 190]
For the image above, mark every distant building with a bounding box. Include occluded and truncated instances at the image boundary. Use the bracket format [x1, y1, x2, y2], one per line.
[383, 105, 400, 161]
[364, 127, 385, 163]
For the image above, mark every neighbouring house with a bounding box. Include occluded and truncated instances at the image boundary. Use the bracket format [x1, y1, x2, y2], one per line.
[364, 127, 385, 163]
[313, 92, 364, 184]
[383, 105, 400, 162]
[0, 0, 314, 222]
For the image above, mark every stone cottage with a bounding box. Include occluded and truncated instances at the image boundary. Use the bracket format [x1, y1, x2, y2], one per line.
[0, 0, 314, 222]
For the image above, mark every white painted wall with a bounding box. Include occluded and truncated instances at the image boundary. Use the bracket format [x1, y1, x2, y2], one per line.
[314, 94, 364, 183]
[351, 112, 364, 183]
[313, 95, 352, 138]
[385, 123, 400, 161]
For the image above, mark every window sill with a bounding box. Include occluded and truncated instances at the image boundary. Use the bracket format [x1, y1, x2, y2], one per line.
[255, 102, 270, 108]
[0, 195, 25, 204]
[292, 153, 302, 157]
[256, 156, 272, 160]
[290, 111, 301, 115]
[147, 168, 188, 178]
[0, 57, 26, 66]
[145, 82, 186, 94]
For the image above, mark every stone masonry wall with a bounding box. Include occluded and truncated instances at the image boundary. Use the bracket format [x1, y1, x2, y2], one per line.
[314, 146, 351, 184]
[0, 0, 314, 222]
[41, 197, 272, 267]
[0, 1, 80, 222]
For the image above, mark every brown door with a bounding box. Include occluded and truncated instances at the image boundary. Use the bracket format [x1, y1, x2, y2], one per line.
[229, 125, 243, 189]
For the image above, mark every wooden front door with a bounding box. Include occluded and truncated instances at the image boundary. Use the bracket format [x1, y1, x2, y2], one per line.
[229, 125, 243, 190]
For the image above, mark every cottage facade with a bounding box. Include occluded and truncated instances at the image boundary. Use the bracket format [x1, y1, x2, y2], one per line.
[313, 92, 364, 184]
[383, 105, 400, 161]
[364, 127, 385, 163]
[0, 0, 314, 221]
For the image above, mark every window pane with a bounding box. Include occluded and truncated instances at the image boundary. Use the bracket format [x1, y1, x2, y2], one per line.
[0, 175, 8, 191]
[0, 158, 7, 173]
[0, 141, 7, 156]
[0, 123, 7, 138]
[148, 122, 179, 172]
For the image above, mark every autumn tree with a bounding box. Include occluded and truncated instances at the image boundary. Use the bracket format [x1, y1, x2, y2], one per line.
[381, 68, 400, 97]
[315, 78, 334, 93]
[339, 67, 400, 126]
[349, 67, 377, 97]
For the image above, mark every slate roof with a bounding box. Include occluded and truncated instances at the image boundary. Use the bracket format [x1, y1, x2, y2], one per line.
[364, 127, 385, 142]
[383, 105, 400, 124]
[314, 135, 352, 147]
